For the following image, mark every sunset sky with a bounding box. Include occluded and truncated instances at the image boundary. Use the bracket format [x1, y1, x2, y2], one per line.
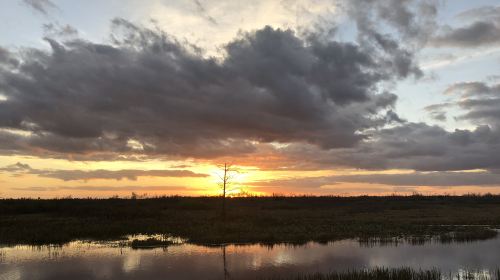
[1, 0, 500, 197]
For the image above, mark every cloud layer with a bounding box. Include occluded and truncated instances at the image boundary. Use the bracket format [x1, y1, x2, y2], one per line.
[0, 17, 413, 160]
[0, 162, 207, 181]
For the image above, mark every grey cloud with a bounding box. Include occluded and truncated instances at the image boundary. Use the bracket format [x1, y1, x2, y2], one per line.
[321, 186, 393, 194]
[358, 123, 500, 171]
[444, 82, 500, 97]
[424, 102, 452, 122]
[251, 184, 393, 195]
[487, 75, 500, 82]
[275, 122, 500, 172]
[38, 169, 208, 181]
[0, 162, 32, 172]
[193, 0, 217, 25]
[250, 176, 339, 189]
[414, 82, 500, 133]
[446, 82, 500, 125]
[12, 185, 194, 192]
[169, 164, 193, 168]
[0, 47, 19, 68]
[0, 162, 208, 181]
[0, 20, 406, 159]
[285, 80, 500, 172]
[424, 102, 453, 112]
[344, 0, 438, 78]
[429, 111, 446, 122]
[61, 185, 194, 191]
[332, 171, 500, 187]
[456, 6, 500, 20]
[11, 186, 58, 192]
[43, 23, 78, 37]
[250, 170, 500, 189]
[22, 0, 56, 15]
[459, 99, 500, 123]
[431, 6, 500, 48]
[432, 22, 500, 47]
[346, 0, 437, 40]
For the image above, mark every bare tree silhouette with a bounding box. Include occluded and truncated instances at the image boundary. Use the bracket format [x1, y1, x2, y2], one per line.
[216, 163, 238, 219]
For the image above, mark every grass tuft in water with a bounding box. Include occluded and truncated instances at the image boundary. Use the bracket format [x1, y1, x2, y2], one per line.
[129, 237, 173, 249]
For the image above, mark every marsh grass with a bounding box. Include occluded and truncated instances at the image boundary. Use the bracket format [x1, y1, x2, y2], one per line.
[266, 267, 500, 280]
[438, 230, 499, 243]
[266, 267, 442, 280]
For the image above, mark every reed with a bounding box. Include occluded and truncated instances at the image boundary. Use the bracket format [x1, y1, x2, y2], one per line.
[267, 267, 442, 280]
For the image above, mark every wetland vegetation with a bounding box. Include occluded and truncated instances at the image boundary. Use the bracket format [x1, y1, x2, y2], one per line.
[1, 194, 500, 245]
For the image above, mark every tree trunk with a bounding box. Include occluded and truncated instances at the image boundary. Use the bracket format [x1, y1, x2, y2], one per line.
[222, 163, 227, 219]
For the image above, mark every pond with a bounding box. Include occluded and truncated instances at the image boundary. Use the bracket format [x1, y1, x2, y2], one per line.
[1, 235, 500, 280]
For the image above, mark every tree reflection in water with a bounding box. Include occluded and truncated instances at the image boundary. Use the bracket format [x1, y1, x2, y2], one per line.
[222, 245, 231, 280]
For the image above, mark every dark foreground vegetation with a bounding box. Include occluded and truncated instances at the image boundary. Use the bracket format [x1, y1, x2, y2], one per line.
[266, 267, 500, 280]
[1, 195, 500, 245]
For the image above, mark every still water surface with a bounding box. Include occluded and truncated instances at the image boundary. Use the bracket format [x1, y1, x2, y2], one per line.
[1, 235, 500, 280]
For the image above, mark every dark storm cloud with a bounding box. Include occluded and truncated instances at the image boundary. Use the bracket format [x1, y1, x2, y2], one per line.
[22, 0, 56, 15]
[250, 170, 500, 189]
[0, 162, 208, 180]
[0, 19, 407, 159]
[431, 6, 500, 48]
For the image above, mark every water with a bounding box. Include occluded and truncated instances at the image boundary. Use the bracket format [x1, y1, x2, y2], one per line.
[1, 235, 500, 280]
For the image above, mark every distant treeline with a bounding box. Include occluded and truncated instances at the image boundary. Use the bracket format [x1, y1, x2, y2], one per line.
[4, 192, 500, 200]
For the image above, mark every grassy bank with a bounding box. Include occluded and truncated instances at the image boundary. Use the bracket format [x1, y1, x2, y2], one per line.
[266, 267, 500, 280]
[1, 195, 500, 245]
